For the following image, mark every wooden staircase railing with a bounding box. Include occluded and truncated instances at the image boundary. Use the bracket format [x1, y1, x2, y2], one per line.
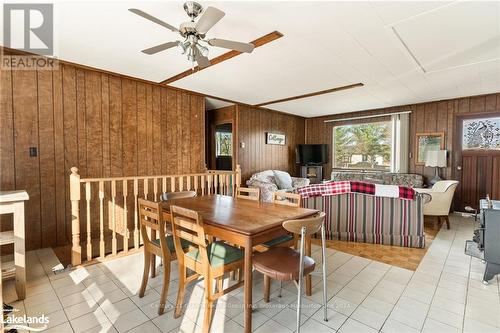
[69, 165, 241, 266]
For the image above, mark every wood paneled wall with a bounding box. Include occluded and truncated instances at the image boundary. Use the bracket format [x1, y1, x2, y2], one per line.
[305, 93, 500, 182]
[0, 55, 205, 250]
[237, 105, 305, 182]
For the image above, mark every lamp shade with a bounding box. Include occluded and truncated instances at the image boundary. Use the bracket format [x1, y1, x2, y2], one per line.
[425, 150, 447, 167]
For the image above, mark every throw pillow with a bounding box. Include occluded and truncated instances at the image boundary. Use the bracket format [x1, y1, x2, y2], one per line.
[273, 170, 293, 190]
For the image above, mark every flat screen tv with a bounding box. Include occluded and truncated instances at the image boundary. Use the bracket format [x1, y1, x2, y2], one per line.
[296, 144, 328, 165]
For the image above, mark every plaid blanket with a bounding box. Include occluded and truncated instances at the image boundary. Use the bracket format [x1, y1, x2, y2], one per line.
[296, 181, 350, 198]
[297, 181, 415, 200]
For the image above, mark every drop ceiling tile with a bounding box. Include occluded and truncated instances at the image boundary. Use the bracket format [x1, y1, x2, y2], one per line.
[392, 1, 500, 73]
[370, 1, 452, 26]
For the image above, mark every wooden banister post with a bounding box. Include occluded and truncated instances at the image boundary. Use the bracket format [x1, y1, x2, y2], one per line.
[70, 167, 82, 266]
[236, 164, 241, 186]
[236, 164, 242, 188]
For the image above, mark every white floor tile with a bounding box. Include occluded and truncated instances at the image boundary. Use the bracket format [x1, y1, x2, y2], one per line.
[338, 318, 378, 333]
[300, 317, 338, 333]
[427, 305, 463, 329]
[253, 319, 292, 333]
[69, 308, 110, 333]
[126, 321, 161, 333]
[100, 298, 138, 321]
[381, 318, 420, 333]
[351, 305, 388, 330]
[422, 318, 461, 333]
[272, 307, 308, 331]
[44, 322, 74, 333]
[112, 308, 149, 332]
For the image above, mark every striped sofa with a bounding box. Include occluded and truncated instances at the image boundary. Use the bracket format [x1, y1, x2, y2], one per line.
[300, 185, 427, 248]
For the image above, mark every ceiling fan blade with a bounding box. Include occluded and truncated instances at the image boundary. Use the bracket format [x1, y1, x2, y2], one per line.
[142, 41, 179, 55]
[195, 7, 225, 34]
[208, 38, 254, 53]
[129, 8, 178, 32]
[194, 47, 211, 68]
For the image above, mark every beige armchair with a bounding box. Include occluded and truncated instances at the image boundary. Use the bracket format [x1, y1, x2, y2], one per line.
[414, 180, 459, 229]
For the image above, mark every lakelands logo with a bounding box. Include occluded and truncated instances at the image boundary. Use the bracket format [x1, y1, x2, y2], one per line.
[3, 312, 49, 331]
[2, 3, 57, 69]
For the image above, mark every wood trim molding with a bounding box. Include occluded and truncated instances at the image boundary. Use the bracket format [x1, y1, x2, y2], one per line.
[160, 31, 284, 85]
[254, 83, 364, 107]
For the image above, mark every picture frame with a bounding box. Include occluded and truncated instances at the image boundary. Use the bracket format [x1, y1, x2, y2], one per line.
[415, 132, 445, 165]
[266, 132, 286, 145]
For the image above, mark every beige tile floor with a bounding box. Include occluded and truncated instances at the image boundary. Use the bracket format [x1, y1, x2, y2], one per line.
[3, 214, 500, 332]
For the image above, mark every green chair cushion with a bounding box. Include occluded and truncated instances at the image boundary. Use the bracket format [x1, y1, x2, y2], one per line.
[186, 241, 244, 268]
[262, 234, 294, 247]
[152, 235, 191, 253]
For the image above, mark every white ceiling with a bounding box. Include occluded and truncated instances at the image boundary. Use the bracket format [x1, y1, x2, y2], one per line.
[5, 1, 499, 117]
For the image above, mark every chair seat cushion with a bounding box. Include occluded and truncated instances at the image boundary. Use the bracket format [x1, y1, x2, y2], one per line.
[186, 241, 244, 268]
[253, 247, 315, 281]
[262, 234, 294, 247]
[152, 235, 191, 253]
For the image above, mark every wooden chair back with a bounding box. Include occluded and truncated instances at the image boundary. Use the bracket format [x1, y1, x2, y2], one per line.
[138, 198, 170, 257]
[161, 191, 197, 201]
[282, 212, 325, 236]
[236, 187, 260, 201]
[170, 205, 208, 267]
[273, 192, 301, 207]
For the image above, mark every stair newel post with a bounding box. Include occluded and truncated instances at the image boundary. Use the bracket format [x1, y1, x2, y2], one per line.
[235, 164, 242, 195]
[70, 167, 82, 266]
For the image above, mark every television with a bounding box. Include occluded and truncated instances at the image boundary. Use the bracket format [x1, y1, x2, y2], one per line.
[296, 144, 328, 165]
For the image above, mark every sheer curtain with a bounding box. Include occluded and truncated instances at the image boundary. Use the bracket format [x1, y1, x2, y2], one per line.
[391, 113, 410, 173]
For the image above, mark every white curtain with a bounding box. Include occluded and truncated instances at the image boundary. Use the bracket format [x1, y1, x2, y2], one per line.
[391, 113, 410, 173]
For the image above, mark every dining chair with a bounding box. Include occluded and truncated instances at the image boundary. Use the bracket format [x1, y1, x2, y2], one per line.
[137, 198, 192, 315]
[170, 205, 245, 333]
[151, 190, 197, 276]
[236, 187, 260, 201]
[259, 192, 302, 249]
[273, 192, 301, 206]
[253, 212, 328, 333]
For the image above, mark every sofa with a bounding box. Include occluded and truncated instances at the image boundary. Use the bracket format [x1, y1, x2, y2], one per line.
[299, 181, 430, 248]
[246, 170, 310, 202]
[331, 170, 424, 188]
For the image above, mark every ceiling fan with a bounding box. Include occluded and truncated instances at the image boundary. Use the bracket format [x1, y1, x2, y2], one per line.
[129, 2, 255, 69]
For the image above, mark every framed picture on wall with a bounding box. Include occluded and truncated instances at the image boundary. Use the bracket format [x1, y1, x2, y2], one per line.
[415, 132, 445, 165]
[266, 132, 286, 145]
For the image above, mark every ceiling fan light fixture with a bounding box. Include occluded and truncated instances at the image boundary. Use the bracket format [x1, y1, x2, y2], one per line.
[131, 2, 255, 65]
[197, 44, 209, 57]
[177, 40, 189, 54]
[187, 46, 196, 62]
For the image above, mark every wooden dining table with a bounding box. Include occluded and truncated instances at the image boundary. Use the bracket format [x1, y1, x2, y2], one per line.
[161, 194, 319, 333]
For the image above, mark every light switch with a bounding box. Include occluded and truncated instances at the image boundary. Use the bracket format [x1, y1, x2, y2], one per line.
[240, 142, 245, 148]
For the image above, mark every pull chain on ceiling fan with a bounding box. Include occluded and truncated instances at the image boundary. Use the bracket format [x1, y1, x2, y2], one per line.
[129, 1, 255, 69]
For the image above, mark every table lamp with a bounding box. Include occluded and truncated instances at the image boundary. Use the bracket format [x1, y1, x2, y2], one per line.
[425, 150, 447, 186]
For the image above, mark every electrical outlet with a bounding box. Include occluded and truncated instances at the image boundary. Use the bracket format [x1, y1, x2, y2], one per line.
[29, 147, 38, 157]
[240, 142, 245, 148]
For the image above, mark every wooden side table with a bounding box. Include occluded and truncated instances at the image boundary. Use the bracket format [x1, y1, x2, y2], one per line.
[0, 190, 29, 300]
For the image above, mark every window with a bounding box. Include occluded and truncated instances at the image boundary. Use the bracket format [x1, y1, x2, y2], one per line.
[215, 131, 232, 156]
[333, 121, 392, 171]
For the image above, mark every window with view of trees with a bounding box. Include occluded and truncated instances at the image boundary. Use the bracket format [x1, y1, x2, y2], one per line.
[333, 121, 392, 171]
[216, 131, 232, 156]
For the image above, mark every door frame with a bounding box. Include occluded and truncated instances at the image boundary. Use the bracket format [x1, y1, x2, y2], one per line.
[206, 105, 239, 171]
[453, 111, 500, 210]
